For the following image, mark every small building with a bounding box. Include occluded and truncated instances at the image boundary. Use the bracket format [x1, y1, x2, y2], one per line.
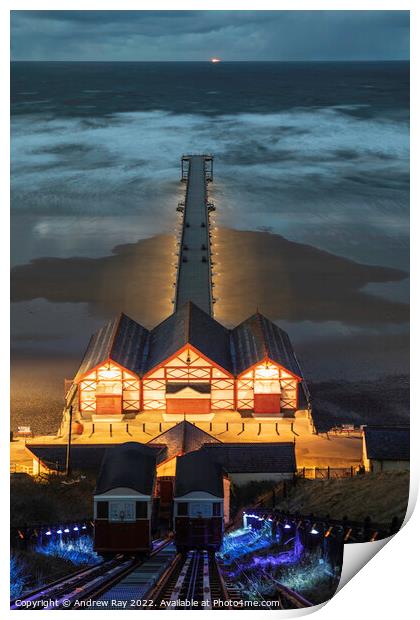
[174, 449, 229, 529]
[25, 422, 297, 488]
[93, 442, 158, 554]
[362, 426, 410, 473]
[148, 420, 221, 477]
[203, 442, 297, 485]
[67, 301, 308, 422]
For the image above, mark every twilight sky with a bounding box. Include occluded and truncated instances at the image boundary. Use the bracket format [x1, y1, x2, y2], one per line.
[11, 10, 409, 61]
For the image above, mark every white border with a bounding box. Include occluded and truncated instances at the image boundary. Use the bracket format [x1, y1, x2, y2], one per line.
[3, 2, 416, 618]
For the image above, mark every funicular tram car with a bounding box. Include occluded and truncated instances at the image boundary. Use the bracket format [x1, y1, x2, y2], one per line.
[173, 450, 228, 552]
[93, 442, 158, 556]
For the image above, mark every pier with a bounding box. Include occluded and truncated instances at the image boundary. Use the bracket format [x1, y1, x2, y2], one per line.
[175, 155, 214, 315]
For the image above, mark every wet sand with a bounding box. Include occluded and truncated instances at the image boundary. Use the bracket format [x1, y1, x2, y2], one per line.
[11, 228, 409, 432]
[11, 228, 407, 327]
[213, 228, 408, 327]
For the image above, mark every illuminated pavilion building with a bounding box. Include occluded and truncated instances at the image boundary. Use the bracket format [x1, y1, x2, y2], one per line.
[66, 301, 308, 422]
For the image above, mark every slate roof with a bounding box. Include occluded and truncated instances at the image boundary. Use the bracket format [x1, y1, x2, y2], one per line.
[145, 302, 232, 374]
[25, 443, 164, 474]
[203, 442, 297, 473]
[174, 450, 224, 498]
[75, 313, 149, 380]
[231, 313, 302, 377]
[166, 383, 211, 394]
[148, 421, 220, 462]
[95, 442, 157, 495]
[364, 426, 410, 462]
[72, 303, 306, 388]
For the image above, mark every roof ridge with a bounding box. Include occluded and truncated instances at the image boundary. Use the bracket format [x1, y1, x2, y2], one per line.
[182, 420, 187, 454]
[108, 312, 124, 357]
[256, 312, 269, 360]
[187, 301, 192, 344]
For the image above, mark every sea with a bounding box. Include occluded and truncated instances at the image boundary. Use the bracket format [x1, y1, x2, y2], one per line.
[10, 61, 409, 432]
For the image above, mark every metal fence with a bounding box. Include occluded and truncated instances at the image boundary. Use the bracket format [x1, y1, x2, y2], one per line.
[296, 466, 362, 479]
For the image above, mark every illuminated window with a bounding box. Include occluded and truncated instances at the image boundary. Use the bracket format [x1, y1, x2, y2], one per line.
[254, 363, 280, 394]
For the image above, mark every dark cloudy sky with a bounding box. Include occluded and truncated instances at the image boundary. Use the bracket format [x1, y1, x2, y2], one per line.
[11, 10, 409, 61]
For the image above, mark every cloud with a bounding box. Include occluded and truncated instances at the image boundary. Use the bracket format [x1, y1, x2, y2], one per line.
[11, 10, 409, 61]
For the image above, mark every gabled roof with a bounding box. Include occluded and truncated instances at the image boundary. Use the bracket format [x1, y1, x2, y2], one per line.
[203, 442, 297, 473]
[230, 313, 302, 377]
[144, 301, 232, 374]
[25, 443, 164, 474]
[75, 313, 149, 380]
[174, 450, 224, 498]
[148, 420, 220, 461]
[364, 426, 410, 461]
[72, 304, 307, 386]
[95, 442, 157, 495]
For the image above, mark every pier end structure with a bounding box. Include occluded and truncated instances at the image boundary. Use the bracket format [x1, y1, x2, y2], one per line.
[175, 155, 214, 316]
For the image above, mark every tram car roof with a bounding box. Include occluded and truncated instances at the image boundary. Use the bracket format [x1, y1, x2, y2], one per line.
[174, 450, 224, 498]
[95, 442, 157, 496]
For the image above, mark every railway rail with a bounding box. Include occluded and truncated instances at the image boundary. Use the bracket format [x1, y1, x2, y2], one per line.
[11, 539, 171, 610]
[147, 550, 233, 609]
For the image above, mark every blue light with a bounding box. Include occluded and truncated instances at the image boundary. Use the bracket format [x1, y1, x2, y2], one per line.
[73, 526, 79, 531]
[284, 524, 291, 529]
[64, 528, 70, 533]
[46, 531, 52, 536]
[56, 529, 63, 534]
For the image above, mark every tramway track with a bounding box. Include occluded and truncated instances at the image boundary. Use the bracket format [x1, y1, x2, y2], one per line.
[11, 538, 172, 610]
[148, 550, 230, 609]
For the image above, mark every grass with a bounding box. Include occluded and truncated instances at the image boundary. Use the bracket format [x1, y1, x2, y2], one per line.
[275, 471, 410, 526]
[11, 550, 89, 600]
[218, 524, 340, 606]
[11, 472, 95, 528]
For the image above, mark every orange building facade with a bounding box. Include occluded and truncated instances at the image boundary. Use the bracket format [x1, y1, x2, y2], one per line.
[72, 302, 307, 420]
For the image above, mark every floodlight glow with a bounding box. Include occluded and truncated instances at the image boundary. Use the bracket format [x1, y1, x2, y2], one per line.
[64, 528, 70, 533]
[310, 528, 319, 535]
[82, 525, 87, 530]
[284, 524, 291, 529]
[56, 529, 63, 534]
[46, 531, 52, 536]
[73, 526, 79, 531]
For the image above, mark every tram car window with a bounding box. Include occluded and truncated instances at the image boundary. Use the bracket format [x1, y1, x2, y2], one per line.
[93, 442, 158, 556]
[173, 450, 229, 552]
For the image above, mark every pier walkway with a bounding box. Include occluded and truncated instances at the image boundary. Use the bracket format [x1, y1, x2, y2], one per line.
[175, 155, 214, 315]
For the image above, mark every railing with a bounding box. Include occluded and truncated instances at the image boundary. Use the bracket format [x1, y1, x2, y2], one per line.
[10, 463, 33, 475]
[296, 466, 361, 479]
[244, 507, 402, 543]
[11, 519, 93, 550]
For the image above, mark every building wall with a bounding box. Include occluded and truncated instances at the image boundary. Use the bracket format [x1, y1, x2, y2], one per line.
[79, 362, 140, 415]
[370, 459, 410, 473]
[362, 434, 409, 473]
[237, 362, 298, 412]
[143, 347, 234, 411]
